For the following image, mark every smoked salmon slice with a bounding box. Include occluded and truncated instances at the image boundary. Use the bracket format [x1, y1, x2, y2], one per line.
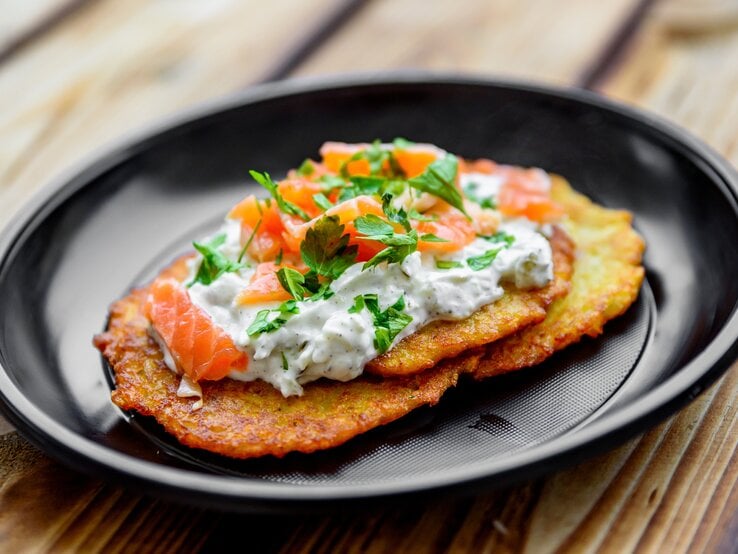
[146, 277, 247, 381]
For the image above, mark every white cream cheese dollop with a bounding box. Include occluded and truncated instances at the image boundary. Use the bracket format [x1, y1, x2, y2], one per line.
[179, 219, 554, 397]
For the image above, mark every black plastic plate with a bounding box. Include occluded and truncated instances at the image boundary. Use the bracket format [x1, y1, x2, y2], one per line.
[1, 75, 737, 513]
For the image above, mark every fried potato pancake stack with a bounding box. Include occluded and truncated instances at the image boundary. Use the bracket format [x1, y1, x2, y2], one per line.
[94, 177, 644, 459]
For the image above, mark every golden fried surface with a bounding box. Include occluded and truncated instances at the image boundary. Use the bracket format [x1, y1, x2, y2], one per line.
[472, 176, 646, 379]
[366, 226, 574, 376]
[94, 176, 644, 460]
[95, 292, 478, 458]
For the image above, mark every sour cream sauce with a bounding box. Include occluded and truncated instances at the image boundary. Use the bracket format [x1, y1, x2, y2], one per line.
[180, 213, 554, 397]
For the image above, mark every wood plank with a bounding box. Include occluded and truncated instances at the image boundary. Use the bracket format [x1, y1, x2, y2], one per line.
[0, 0, 343, 232]
[2, 0, 738, 552]
[0, 0, 82, 58]
[293, 0, 641, 84]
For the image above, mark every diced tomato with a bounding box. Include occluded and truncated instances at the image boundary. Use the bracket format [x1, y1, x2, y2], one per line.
[146, 277, 247, 381]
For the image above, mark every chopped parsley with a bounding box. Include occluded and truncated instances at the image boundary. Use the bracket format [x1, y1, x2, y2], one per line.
[419, 233, 448, 243]
[280, 352, 289, 371]
[354, 213, 419, 269]
[296, 159, 315, 177]
[246, 300, 299, 336]
[301, 215, 358, 280]
[341, 140, 404, 178]
[237, 218, 262, 263]
[250, 169, 311, 222]
[189, 234, 245, 287]
[348, 293, 413, 354]
[312, 192, 334, 211]
[408, 154, 468, 217]
[467, 247, 506, 271]
[463, 181, 497, 210]
[276, 267, 308, 300]
[435, 259, 463, 269]
[480, 230, 516, 247]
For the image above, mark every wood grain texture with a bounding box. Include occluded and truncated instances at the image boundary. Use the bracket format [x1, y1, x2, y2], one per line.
[293, 0, 641, 84]
[0, 0, 343, 233]
[1, 0, 738, 552]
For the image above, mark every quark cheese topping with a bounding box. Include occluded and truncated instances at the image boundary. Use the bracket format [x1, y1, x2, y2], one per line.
[183, 219, 553, 397]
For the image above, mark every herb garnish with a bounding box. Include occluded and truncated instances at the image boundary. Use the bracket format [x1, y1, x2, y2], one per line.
[189, 234, 245, 287]
[312, 192, 334, 211]
[479, 230, 516, 247]
[246, 300, 299, 336]
[348, 293, 413, 354]
[463, 181, 497, 210]
[296, 159, 315, 177]
[435, 259, 463, 269]
[408, 154, 468, 217]
[250, 170, 311, 222]
[301, 215, 358, 280]
[467, 247, 506, 271]
[354, 213, 419, 269]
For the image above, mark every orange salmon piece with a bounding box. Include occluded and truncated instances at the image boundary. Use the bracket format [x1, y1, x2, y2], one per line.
[229, 195, 292, 261]
[278, 179, 331, 219]
[415, 206, 475, 253]
[320, 141, 440, 178]
[236, 262, 293, 305]
[146, 278, 247, 381]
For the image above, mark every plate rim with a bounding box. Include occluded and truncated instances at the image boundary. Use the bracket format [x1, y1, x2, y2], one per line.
[1, 71, 737, 510]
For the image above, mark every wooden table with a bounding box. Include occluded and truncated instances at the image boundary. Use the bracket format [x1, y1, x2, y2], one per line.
[1, 0, 737, 551]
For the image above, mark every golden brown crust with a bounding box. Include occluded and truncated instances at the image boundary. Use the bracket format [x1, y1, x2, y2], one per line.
[94, 291, 475, 458]
[471, 176, 646, 379]
[94, 174, 644, 460]
[365, 226, 575, 376]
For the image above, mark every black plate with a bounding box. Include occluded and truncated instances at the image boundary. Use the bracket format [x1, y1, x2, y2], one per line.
[1, 75, 737, 513]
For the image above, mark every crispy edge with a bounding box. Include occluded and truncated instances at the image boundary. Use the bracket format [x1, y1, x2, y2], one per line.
[472, 176, 646, 378]
[365, 226, 575, 376]
[94, 286, 477, 459]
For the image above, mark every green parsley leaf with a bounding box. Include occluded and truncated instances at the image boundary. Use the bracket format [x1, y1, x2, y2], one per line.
[467, 247, 506, 271]
[319, 174, 347, 191]
[276, 267, 307, 300]
[463, 181, 497, 209]
[408, 154, 468, 217]
[297, 159, 315, 177]
[347, 294, 366, 314]
[479, 230, 516, 247]
[250, 169, 311, 222]
[407, 208, 438, 222]
[189, 234, 245, 287]
[381, 193, 411, 231]
[312, 192, 334, 211]
[435, 259, 463, 269]
[392, 137, 415, 150]
[350, 293, 413, 354]
[362, 230, 418, 269]
[301, 215, 358, 280]
[355, 214, 395, 236]
[419, 233, 449, 243]
[237, 218, 262, 263]
[337, 176, 384, 201]
[307, 282, 334, 301]
[246, 300, 299, 336]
